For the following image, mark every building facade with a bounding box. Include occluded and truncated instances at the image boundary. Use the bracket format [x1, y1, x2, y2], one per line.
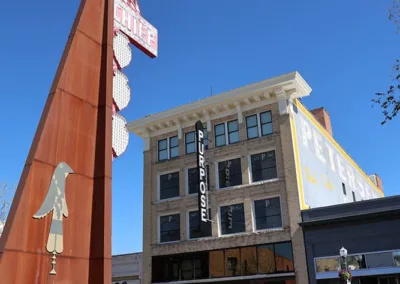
[128, 71, 384, 284]
[112, 253, 142, 284]
[301, 195, 400, 284]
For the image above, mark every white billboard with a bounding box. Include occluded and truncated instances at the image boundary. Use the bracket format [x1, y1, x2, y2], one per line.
[290, 99, 383, 210]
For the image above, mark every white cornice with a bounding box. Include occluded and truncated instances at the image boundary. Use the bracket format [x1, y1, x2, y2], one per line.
[127, 71, 312, 138]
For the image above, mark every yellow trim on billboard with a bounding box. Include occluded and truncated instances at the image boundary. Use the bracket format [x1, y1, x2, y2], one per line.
[290, 113, 309, 210]
[293, 99, 384, 197]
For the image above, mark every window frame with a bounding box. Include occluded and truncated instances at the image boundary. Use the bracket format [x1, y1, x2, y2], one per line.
[251, 195, 283, 232]
[248, 148, 279, 184]
[218, 202, 246, 236]
[158, 211, 181, 244]
[227, 119, 240, 145]
[157, 169, 181, 201]
[185, 131, 196, 154]
[215, 155, 243, 190]
[214, 122, 227, 147]
[245, 110, 273, 140]
[185, 165, 210, 196]
[186, 208, 213, 240]
[157, 136, 180, 161]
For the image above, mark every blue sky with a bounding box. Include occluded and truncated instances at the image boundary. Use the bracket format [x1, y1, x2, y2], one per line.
[0, 0, 399, 255]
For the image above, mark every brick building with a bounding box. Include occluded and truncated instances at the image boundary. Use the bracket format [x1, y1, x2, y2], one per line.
[127, 71, 383, 284]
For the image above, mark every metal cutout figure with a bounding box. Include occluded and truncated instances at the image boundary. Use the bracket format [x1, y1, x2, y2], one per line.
[33, 162, 74, 275]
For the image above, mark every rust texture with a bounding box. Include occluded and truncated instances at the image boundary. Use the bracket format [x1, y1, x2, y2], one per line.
[0, 0, 114, 283]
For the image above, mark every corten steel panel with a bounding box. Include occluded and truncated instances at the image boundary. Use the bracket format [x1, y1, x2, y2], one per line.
[0, 0, 114, 283]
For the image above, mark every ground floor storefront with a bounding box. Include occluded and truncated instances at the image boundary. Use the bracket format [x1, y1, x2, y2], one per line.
[318, 274, 400, 284]
[151, 241, 295, 284]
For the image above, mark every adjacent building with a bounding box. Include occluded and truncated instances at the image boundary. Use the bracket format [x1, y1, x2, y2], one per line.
[112, 252, 143, 284]
[128, 71, 384, 284]
[301, 195, 400, 284]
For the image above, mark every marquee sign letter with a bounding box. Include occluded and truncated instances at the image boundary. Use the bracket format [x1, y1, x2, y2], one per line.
[196, 121, 209, 231]
[33, 162, 74, 275]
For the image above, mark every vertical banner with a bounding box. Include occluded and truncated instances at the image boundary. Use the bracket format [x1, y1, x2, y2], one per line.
[196, 121, 208, 231]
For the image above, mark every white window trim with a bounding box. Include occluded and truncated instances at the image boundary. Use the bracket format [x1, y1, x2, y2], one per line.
[157, 169, 181, 201]
[251, 195, 283, 233]
[217, 202, 246, 237]
[245, 111, 273, 139]
[214, 155, 242, 190]
[248, 148, 279, 185]
[158, 136, 179, 161]
[157, 211, 181, 244]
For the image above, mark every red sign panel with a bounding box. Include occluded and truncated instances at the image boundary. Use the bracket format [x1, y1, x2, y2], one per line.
[114, 0, 158, 58]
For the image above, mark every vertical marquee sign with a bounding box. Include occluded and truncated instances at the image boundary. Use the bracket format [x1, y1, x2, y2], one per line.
[195, 121, 209, 232]
[112, 0, 158, 158]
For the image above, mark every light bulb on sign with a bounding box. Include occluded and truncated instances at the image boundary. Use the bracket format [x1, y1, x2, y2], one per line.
[112, 113, 129, 158]
[113, 70, 131, 111]
[113, 30, 132, 69]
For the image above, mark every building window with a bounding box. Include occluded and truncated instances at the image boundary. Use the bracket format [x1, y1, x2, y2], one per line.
[214, 123, 226, 147]
[246, 111, 273, 140]
[170, 136, 179, 158]
[365, 252, 394, 268]
[246, 115, 259, 139]
[159, 213, 180, 243]
[158, 139, 168, 161]
[188, 209, 212, 239]
[159, 172, 179, 200]
[352, 191, 356, 202]
[185, 131, 196, 154]
[257, 244, 275, 273]
[202, 123, 209, 150]
[260, 111, 273, 136]
[218, 158, 242, 189]
[220, 203, 245, 235]
[274, 242, 294, 272]
[250, 150, 278, 182]
[187, 166, 210, 195]
[254, 197, 282, 230]
[342, 183, 346, 195]
[227, 120, 239, 144]
[315, 257, 340, 273]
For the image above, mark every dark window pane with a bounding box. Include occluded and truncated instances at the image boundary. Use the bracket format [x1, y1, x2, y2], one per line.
[210, 250, 224, 277]
[257, 244, 275, 273]
[181, 258, 194, 280]
[185, 132, 196, 154]
[158, 149, 168, 161]
[228, 120, 238, 132]
[247, 126, 258, 139]
[394, 251, 400, 266]
[254, 197, 282, 230]
[215, 124, 225, 135]
[229, 132, 240, 144]
[260, 111, 273, 136]
[170, 147, 179, 158]
[170, 136, 179, 147]
[215, 135, 226, 147]
[261, 123, 273, 136]
[189, 209, 212, 239]
[241, 247, 258, 275]
[188, 166, 210, 195]
[160, 172, 179, 200]
[275, 242, 294, 272]
[246, 115, 258, 128]
[186, 143, 195, 154]
[218, 158, 242, 189]
[186, 132, 195, 143]
[158, 139, 167, 150]
[220, 203, 245, 235]
[225, 249, 241, 277]
[260, 111, 272, 124]
[203, 127, 209, 150]
[366, 252, 394, 268]
[160, 214, 180, 243]
[251, 151, 277, 182]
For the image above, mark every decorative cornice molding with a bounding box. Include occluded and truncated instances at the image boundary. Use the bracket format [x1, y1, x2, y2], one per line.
[128, 71, 312, 138]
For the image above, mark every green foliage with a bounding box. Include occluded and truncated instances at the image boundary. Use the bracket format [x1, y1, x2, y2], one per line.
[373, 0, 400, 124]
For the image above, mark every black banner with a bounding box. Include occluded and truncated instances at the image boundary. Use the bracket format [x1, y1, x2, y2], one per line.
[196, 120, 208, 231]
